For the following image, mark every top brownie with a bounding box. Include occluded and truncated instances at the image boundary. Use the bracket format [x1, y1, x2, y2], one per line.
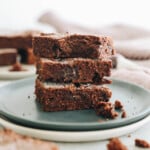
[0, 30, 39, 49]
[33, 33, 115, 59]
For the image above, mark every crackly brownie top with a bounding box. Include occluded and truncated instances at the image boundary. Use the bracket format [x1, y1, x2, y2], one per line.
[33, 33, 115, 59]
[35, 32, 113, 46]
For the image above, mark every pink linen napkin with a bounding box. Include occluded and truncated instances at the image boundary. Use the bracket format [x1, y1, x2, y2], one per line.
[111, 54, 150, 89]
[38, 11, 150, 90]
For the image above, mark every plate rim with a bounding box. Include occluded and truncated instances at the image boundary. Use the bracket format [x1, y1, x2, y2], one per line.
[0, 115, 150, 142]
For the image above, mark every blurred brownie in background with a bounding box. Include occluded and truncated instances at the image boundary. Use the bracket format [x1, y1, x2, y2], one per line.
[0, 49, 17, 66]
[0, 30, 40, 65]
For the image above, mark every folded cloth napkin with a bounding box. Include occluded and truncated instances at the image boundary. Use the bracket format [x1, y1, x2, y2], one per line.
[38, 11, 150, 90]
[38, 12, 150, 40]
[112, 68, 150, 89]
[39, 12, 150, 60]
[111, 54, 150, 89]
[115, 38, 150, 59]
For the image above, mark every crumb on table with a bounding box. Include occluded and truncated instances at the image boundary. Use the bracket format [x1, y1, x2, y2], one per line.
[135, 139, 150, 148]
[107, 138, 128, 150]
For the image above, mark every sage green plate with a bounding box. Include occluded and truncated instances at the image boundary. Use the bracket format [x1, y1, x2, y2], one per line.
[0, 77, 150, 131]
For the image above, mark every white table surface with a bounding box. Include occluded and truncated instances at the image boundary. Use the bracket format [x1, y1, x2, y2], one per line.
[0, 80, 150, 150]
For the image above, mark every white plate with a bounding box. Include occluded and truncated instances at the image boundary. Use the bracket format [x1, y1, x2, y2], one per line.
[0, 65, 35, 79]
[0, 116, 149, 142]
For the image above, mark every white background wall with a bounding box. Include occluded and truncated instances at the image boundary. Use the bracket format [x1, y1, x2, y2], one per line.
[0, 0, 150, 31]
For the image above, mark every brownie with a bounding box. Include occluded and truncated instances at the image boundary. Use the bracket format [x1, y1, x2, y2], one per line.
[107, 138, 128, 150]
[36, 58, 112, 83]
[0, 30, 39, 64]
[0, 30, 38, 49]
[33, 33, 115, 59]
[35, 79, 112, 111]
[0, 49, 17, 66]
[0, 129, 58, 150]
[135, 139, 150, 148]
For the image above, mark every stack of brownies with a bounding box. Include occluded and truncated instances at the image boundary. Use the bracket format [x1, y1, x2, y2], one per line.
[33, 33, 115, 112]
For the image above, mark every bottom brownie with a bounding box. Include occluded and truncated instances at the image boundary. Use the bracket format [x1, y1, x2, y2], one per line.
[0, 49, 17, 66]
[35, 79, 112, 111]
[39, 99, 93, 111]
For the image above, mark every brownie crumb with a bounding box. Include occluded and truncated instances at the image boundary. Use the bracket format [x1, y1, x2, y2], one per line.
[127, 134, 131, 138]
[114, 100, 123, 110]
[107, 138, 128, 150]
[135, 139, 150, 148]
[9, 62, 26, 72]
[121, 110, 127, 118]
[97, 119, 104, 123]
[94, 102, 118, 119]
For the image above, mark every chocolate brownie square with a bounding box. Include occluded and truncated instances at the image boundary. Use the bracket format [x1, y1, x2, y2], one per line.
[36, 58, 112, 83]
[33, 33, 115, 59]
[35, 79, 112, 111]
[0, 30, 39, 64]
[0, 49, 17, 66]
